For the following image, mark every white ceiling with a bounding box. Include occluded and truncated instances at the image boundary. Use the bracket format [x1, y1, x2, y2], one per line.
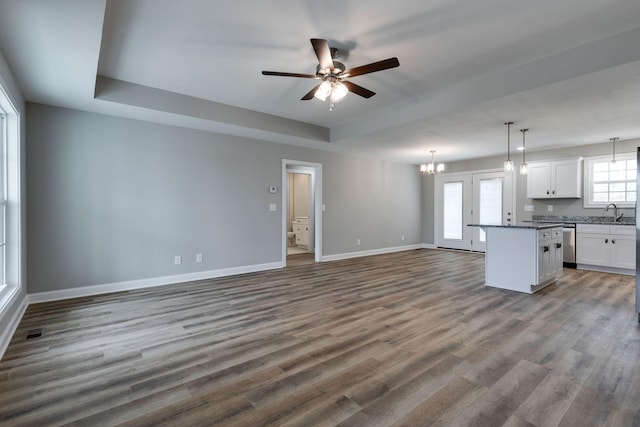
[0, 0, 639, 164]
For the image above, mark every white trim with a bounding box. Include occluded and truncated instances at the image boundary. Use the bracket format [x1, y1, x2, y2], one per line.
[577, 264, 635, 276]
[422, 243, 437, 249]
[28, 262, 282, 304]
[0, 291, 27, 361]
[583, 152, 636, 208]
[282, 159, 323, 266]
[321, 244, 423, 262]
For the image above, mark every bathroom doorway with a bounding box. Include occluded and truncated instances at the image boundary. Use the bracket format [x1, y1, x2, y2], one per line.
[282, 160, 322, 266]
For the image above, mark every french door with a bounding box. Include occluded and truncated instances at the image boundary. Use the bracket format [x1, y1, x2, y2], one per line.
[435, 170, 513, 252]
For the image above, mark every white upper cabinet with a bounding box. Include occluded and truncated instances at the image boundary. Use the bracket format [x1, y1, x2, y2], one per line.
[526, 158, 582, 199]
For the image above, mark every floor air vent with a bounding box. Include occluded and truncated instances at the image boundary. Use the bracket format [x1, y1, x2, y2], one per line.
[26, 328, 43, 340]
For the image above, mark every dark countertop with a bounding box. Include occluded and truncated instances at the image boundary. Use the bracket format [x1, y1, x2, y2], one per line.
[468, 223, 563, 230]
[530, 215, 635, 225]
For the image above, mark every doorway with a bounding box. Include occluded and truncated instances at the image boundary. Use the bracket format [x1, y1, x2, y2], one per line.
[435, 169, 514, 252]
[282, 160, 323, 266]
[287, 171, 312, 256]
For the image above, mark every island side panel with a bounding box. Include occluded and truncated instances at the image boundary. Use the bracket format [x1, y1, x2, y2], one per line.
[485, 227, 537, 293]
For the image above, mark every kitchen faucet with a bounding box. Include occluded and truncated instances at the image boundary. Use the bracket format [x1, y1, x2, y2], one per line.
[605, 203, 623, 222]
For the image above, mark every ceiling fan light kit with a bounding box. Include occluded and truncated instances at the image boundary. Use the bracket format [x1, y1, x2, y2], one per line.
[262, 38, 399, 111]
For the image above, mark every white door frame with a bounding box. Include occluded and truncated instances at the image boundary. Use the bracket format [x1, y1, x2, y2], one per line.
[282, 159, 323, 266]
[435, 168, 514, 252]
[470, 171, 513, 252]
[434, 173, 472, 250]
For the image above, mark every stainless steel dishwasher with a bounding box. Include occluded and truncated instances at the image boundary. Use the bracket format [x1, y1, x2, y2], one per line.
[562, 224, 576, 268]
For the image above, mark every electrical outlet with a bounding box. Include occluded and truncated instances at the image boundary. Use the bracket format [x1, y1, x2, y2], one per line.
[524, 205, 534, 212]
[401, 235, 405, 241]
[269, 203, 276, 211]
[357, 239, 361, 245]
[547, 205, 553, 212]
[196, 253, 203, 263]
[174, 256, 182, 265]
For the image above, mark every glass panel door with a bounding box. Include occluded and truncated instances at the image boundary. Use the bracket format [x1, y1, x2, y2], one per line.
[472, 173, 505, 252]
[435, 170, 513, 252]
[435, 174, 472, 250]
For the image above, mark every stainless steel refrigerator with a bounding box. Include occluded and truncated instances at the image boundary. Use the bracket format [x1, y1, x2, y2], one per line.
[637, 148, 640, 322]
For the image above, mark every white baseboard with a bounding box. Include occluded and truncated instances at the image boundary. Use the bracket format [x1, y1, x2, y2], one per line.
[29, 261, 283, 304]
[0, 292, 28, 361]
[576, 264, 635, 276]
[321, 244, 424, 262]
[422, 243, 437, 249]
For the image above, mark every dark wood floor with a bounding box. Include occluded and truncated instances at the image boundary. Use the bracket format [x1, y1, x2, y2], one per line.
[1, 249, 639, 426]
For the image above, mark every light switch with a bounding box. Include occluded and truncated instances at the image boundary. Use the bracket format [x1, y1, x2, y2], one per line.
[547, 205, 553, 212]
[322, 204, 326, 211]
[269, 203, 277, 211]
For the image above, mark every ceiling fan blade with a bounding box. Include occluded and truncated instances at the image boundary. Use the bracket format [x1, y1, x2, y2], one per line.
[310, 38, 334, 70]
[342, 81, 375, 98]
[342, 57, 400, 78]
[301, 84, 322, 100]
[262, 71, 318, 78]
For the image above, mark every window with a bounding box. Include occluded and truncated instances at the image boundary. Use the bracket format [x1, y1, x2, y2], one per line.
[0, 113, 5, 287]
[443, 181, 463, 240]
[0, 80, 20, 313]
[584, 153, 636, 208]
[477, 177, 503, 243]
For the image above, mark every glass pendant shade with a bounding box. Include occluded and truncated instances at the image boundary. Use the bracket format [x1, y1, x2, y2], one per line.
[520, 128, 528, 175]
[520, 162, 528, 175]
[330, 82, 348, 103]
[504, 159, 514, 171]
[504, 121, 514, 172]
[314, 81, 331, 101]
[610, 137, 619, 165]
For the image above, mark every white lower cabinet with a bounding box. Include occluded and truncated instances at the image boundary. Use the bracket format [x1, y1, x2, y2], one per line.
[576, 224, 635, 274]
[293, 217, 309, 246]
[538, 228, 563, 284]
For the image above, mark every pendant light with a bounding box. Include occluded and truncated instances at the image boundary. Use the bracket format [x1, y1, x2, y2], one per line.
[420, 150, 445, 175]
[610, 137, 619, 164]
[520, 128, 528, 175]
[504, 122, 514, 172]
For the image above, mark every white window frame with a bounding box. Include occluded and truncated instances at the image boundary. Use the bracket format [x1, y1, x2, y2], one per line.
[0, 80, 21, 315]
[583, 152, 636, 208]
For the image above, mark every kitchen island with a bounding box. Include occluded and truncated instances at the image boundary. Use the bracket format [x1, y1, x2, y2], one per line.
[468, 223, 563, 294]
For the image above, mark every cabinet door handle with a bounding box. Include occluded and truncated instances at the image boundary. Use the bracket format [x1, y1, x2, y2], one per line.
[546, 190, 550, 195]
[605, 238, 608, 243]
[543, 246, 549, 252]
[556, 243, 562, 249]
[612, 239, 615, 244]
[552, 190, 555, 195]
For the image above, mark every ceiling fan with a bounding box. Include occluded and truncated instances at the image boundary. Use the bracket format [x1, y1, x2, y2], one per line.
[261, 38, 400, 110]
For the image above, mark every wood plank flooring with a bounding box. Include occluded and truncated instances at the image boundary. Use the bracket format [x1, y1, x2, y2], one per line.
[1, 248, 639, 426]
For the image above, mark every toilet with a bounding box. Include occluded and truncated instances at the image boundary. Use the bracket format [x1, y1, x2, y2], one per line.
[286, 232, 295, 247]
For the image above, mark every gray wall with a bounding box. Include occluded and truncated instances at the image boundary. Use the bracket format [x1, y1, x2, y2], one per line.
[291, 173, 310, 219]
[421, 138, 640, 243]
[26, 103, 422, 293]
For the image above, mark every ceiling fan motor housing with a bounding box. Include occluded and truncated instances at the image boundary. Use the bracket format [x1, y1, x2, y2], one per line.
[316, 61, 345, 78]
